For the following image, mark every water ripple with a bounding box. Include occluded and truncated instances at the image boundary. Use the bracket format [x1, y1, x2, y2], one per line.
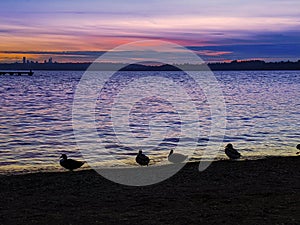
[0, 70, 299, 174]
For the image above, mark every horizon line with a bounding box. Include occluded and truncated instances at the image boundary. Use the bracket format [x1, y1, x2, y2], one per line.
[1, 59, 300, 65]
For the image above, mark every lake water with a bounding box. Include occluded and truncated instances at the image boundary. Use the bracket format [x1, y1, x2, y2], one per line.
[0, 70, 299, 174]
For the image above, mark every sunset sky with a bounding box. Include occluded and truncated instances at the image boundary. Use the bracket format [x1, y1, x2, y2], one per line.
[0, 0, 299, 63]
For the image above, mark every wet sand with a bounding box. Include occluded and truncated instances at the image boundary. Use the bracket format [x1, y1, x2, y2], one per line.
[0, 156, 299, 225]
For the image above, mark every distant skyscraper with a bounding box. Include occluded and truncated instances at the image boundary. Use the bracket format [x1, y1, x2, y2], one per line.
[23, 57, 26, 64]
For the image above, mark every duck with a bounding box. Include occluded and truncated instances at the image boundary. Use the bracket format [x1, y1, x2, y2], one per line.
[296, 144, 300, 154]
[225, 143, 241, 160]
[59, 154, 85, 171]
[136, 150, 150, 166]
[168, 150, 187, 163]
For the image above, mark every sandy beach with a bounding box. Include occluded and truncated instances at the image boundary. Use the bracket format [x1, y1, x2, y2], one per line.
[0, 156, 299, 225]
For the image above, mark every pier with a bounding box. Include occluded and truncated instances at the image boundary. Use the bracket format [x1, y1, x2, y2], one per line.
[0, 70, 34, 76]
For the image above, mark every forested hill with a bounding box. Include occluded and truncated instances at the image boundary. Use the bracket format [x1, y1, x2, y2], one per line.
[0, 60, 300, 71]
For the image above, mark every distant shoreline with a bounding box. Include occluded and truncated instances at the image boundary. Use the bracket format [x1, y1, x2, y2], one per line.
[1, 59, 300, 71]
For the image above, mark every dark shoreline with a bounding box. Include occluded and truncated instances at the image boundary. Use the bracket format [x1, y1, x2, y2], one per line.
[1, 156, 299, 225]
[1, 60, 300, 71]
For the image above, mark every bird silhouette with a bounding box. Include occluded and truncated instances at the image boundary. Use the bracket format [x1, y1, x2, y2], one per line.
[59, 154, 85, 171]
[136, 150, 150, 166]
[225, 143, 241, 160]
[168, 150, 187, 163]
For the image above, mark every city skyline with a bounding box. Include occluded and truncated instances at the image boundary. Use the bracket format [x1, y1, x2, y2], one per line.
[0, 0, 300, 63]
[20, 56, 55, 64]
[6, 55, 300, 65]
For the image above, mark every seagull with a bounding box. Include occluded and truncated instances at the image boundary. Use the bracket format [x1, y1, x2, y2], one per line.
[59, 154, 85, 171]
[296, 144, 300, 154]
[225, 143, 241, 160]
[136, 150, 150, 166]
[168, 150, 187, 163]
